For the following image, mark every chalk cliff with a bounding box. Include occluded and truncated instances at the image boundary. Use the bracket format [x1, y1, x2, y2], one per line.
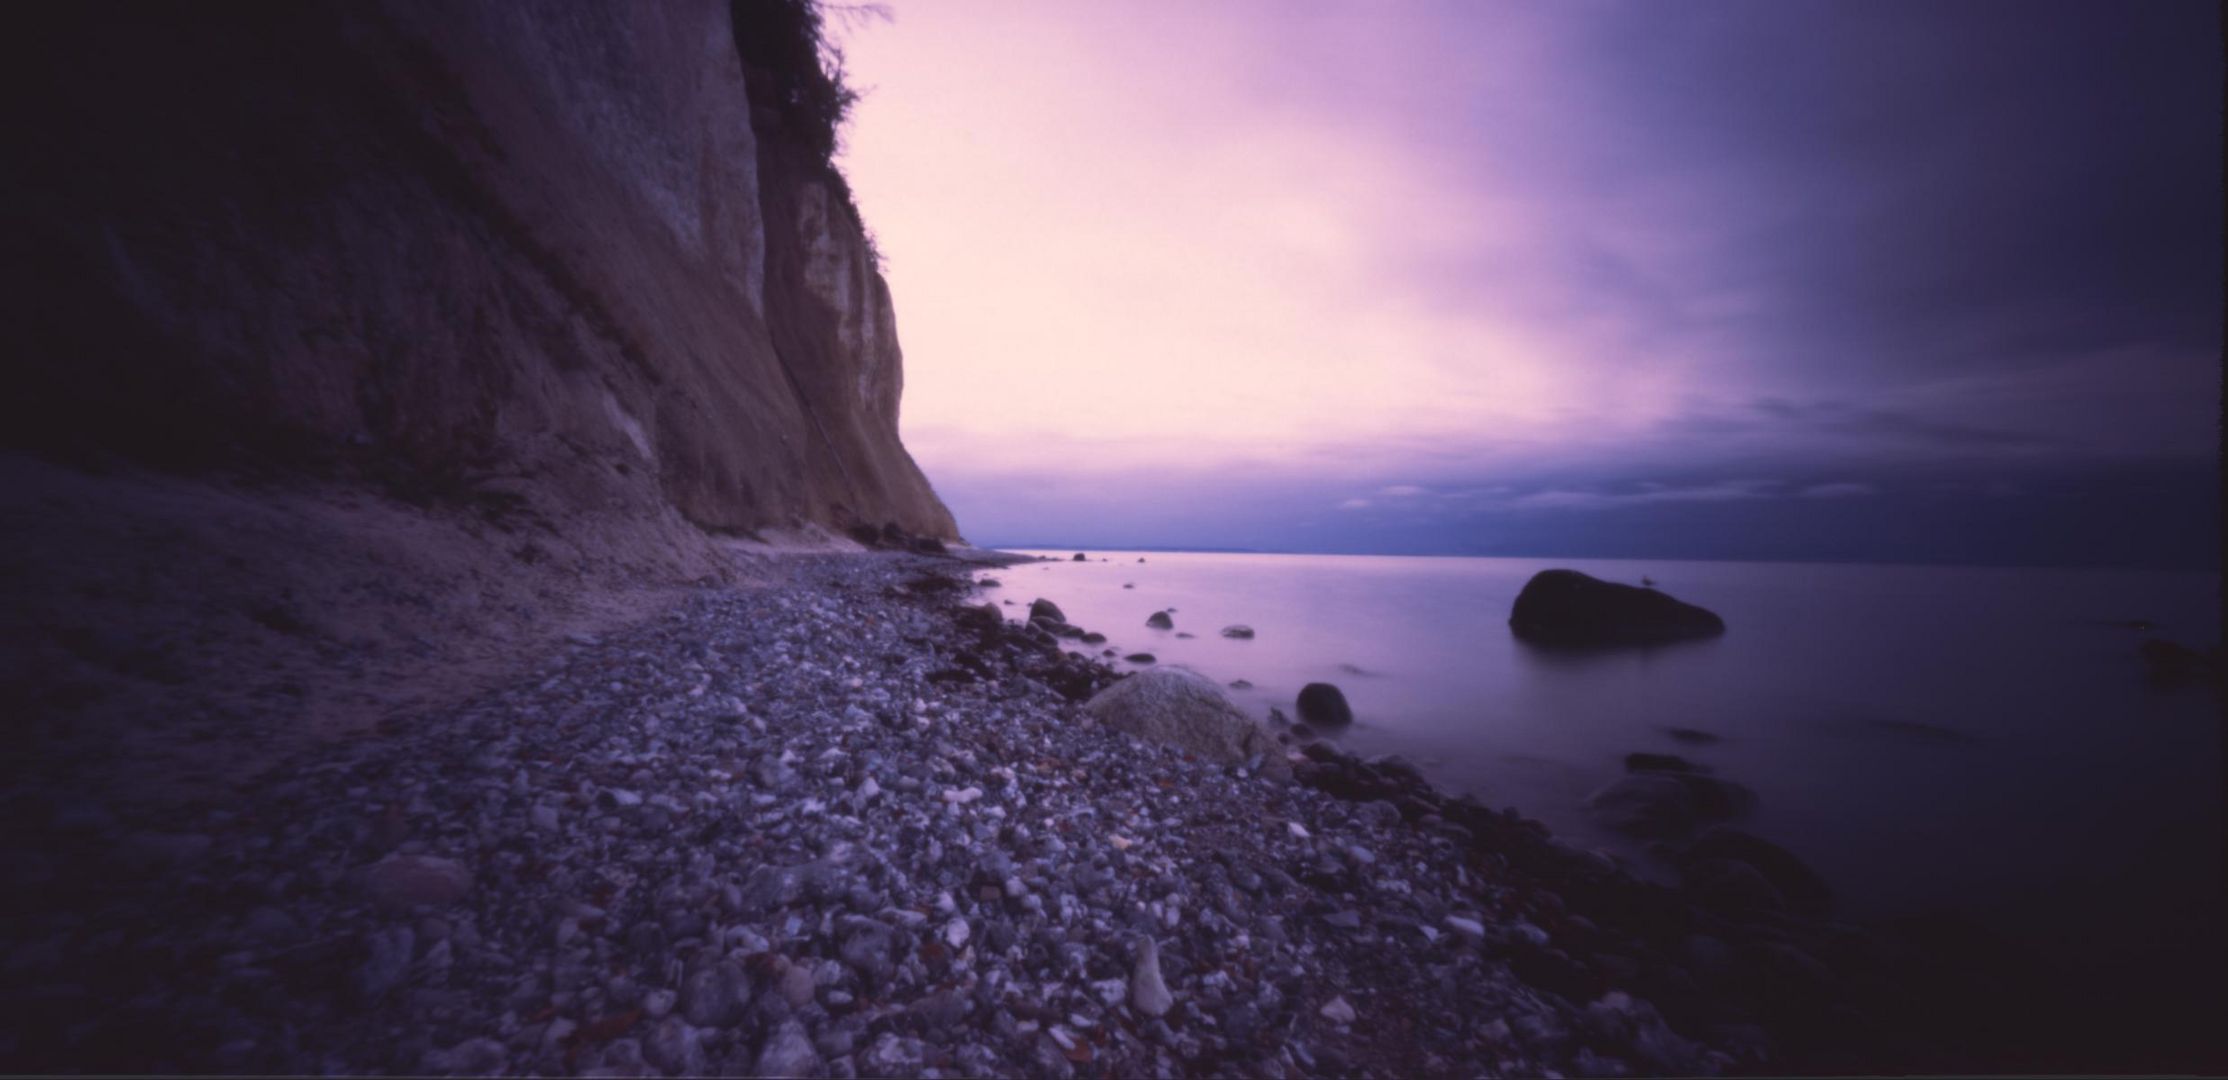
[0, 1, 955, 805]
[8, 0, 954, 540]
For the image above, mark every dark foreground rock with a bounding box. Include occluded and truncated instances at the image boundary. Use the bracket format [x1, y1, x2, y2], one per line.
[1510, 569, 1726, 647]
[1297, 682, 1355, 728]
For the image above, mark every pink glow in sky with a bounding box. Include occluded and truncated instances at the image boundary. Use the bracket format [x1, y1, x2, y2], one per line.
[831, 1, 2220, 565]
[839, 2, 1699, 478]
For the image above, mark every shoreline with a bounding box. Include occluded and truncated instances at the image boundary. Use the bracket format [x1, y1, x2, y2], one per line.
[0, 550, 2212, 1074]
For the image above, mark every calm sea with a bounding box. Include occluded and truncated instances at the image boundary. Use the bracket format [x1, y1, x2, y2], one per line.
[989, 549, 2224, 1021]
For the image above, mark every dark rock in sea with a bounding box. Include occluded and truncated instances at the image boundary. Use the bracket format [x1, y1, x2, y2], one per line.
[1124, 653, 1156, 664]
[2138, 638, 2224, 684]
[1683, 859, 1787, 914]
[1073, 553, 1087, 561]
[1146, 611, 1174, 630]
[1080, 667, 1289, 778]
[1221, 625, 1256, 639]
[1123, 583, 1135, 589]
[1663, 727, 1721, 745]
[1586, 774, 1697, 837]
[1296, 682, 1353, 728]
[1031, 618, 1084, 640]
[1229, 679, 1253, 689]
[977, 577, 1001, 588]
[1670, 773, 1756, 820]
[1626, 752, 1704, 774]
[1174, 632, 1194, 639]
[1682, 827, 1832, 916]
[1028, 598, 1067, 624]
[1509, 569, 1726, 647]
[1079, 632, 1106, 645]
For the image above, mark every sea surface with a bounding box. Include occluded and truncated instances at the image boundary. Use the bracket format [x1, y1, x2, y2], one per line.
[988, 550, 2225, 1019]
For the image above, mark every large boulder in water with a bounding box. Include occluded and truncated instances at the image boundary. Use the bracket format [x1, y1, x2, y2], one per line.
[1296, 683, 1353, 728]
[1083, 669, 1290, 779]
[1509, 569, 1725, 647]
[1028, 598, 1067, 624]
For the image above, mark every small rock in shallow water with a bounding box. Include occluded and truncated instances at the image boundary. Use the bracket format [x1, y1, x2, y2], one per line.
[1124, 653, 1156, 664]
[1130, 937, 1174, 1017]
[1146, 611, 1174, 629]
[1625, 752, 1703, 773]
[1221, 625, 1255, 639]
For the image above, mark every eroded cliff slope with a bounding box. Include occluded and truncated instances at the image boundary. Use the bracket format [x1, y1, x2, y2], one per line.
[9, 0, 952, 539]
[2, 1, 955, 805]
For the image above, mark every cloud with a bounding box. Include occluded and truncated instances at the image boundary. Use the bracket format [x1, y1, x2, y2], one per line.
[1505, 479, 1779, 511]
[1798, 482, 1878, 499]
[1747, 397, 2059, 451]
[1377, 484, 1430, 496]
[1337, 498, 1373, 510]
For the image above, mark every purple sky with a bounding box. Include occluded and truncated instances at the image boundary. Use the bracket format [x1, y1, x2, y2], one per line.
[840, 1, 2221, 567]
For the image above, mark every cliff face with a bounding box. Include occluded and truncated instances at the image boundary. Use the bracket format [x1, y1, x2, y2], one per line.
[0, 2, 957, 808]
[7, 0, 955, 540]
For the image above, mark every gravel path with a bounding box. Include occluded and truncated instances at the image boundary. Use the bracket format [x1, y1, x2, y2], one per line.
[4, 552, 1936, 1075]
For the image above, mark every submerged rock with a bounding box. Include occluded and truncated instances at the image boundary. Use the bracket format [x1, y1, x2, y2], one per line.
[1146, 611, 1174, 630]
[1221, 624, 1256, 639]
[1509, 569, 1725, 647]
[1296, 682, 1353, 728]
[1625, 752, 1704, 774]
[1588, 773, 1753, 837]
[1586, 774, 1698, 837]
[1082, 668, 1289, 779]
[1683, 827, 1832, 916]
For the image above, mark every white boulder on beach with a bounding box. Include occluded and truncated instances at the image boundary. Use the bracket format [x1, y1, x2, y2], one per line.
[1081, 667, 1291, 779]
